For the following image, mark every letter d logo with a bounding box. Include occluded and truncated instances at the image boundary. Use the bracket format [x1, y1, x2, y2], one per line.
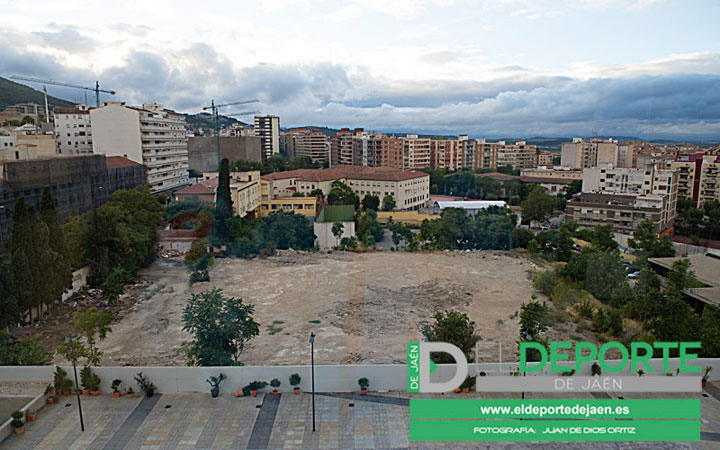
[419, 342, 468, 393]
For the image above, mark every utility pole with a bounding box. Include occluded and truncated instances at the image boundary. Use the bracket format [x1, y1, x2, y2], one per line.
[202, 99, 259, 169]
[310, 332, 316, 432]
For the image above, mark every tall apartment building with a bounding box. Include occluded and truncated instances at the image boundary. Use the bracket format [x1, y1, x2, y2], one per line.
[330, 128, 364, 166]
[662, 154, 720, 207]
[567, 164, 679, 234]
[253, 115, 280, 159]
[379, 137, 404, 169]
[289, 129, 329, 164]
[430, 138, 465, 170]
[403, 135, 431, 169]
[54, 105, 92, 155]
[561, 138, 620, 169]
[537, 151, 556, 167]
[474, 139, 498, 170]
[90, 102, 189, 193]
[353, 133, 384, 167]
[496, 141, 537, 170]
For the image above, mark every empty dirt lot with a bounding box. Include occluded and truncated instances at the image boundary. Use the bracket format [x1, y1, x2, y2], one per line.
[94, 251, 543, 366]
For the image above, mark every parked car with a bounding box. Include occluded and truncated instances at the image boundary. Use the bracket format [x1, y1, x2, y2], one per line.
[625, 265, 639, 273]
[572, 244, 583, 251]
[628, 271, 640, 279]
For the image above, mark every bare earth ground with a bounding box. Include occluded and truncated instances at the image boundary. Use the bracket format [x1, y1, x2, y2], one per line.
[91, 250, 555, 366]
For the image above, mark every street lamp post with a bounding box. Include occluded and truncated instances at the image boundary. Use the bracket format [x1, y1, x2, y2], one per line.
[309, 332, 316, 432]
[65, 335, 84, 432]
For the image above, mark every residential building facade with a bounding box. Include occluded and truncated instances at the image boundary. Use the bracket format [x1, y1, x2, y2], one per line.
[253, 115, 280, 159]
[54, 105, 93, 155]
[289, 129, 329, 164]
[90, 102, 190, 193]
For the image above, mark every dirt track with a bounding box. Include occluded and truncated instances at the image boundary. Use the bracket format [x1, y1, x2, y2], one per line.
[92, 250, 543, 366]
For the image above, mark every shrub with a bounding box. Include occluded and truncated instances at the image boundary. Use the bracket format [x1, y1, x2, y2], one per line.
[533, 270, 558, 297]
[576, 300, 595, 319]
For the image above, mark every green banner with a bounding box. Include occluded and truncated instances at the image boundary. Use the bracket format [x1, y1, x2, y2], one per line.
[410, 399, 700, 419]
[410, 419, 699, 442]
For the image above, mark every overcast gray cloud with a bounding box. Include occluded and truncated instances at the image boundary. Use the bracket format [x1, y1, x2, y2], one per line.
[1, 25, 719, 140]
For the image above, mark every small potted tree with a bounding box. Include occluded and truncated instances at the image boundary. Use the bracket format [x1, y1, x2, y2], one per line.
[45, 384, 57, 404]
[126, 387, 135, 398]
[290, 373, 301, 395]
[702, 367, 713, 388]
[80, 366, 92, 395]
[134, 372, 156, 397]
[460, 376, 474, 393]
[206, 374, 226, 398]
[637, 370, 645, 377]
[270, 378, 281, 396]
[10, 411, 24, 434]
[54, 366, 68, 396]
[358, 377, 369, 395]
[62, 378, 73, 396]
[25, 409, 38, 422]
[112, 379, 123, 398]
[248, 381, 267, 397]
[90, 373, 101, 396]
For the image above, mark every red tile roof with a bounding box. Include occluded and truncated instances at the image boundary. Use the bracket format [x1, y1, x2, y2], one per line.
[261, 166, 429, 183]
[175, 179, 217, 195]
[105, 156, 142, 169]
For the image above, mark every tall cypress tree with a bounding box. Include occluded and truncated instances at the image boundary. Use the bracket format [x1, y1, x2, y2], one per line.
[213, 158, 234, 243]
[40, 186, 72, 303]
[0, 253, 19, 328]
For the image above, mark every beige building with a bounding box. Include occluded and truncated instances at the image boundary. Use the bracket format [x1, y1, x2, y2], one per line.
[54, 105, 93, 155]
[536, 151, 556, 167]
[261, 166, 430, 211]
[230, 171, 261, 218]
[561, 138, 620, 169]
[567, 192, 676, 234]
[660, 154, 720, 207]
[90, 102, 189, 193]
[520, 168, 583, 180]
[403, 135, 431, 169]
[496, 141, 537, 170]
[288, 129, 329, 163]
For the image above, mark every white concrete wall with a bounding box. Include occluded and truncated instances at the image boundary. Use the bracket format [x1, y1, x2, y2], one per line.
[90, 104, 142, 163]
[1, 358, 719, 395]
[314, 221, 355, 249]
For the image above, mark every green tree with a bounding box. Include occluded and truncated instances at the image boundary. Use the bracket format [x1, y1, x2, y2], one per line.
[40, 186, 72, 306]
[533, 270, 559, 297]
[628, 220, 675, 258]
[101, 267, 131, 303]
[362, 194, 380, 211]
[421, 310, 481, 363]
[564, 180, 582, 197]
[584, 251, 627, 302]
[213, 158, 234, 244]
[356, 209, 384, 244]
[57, 307, 114, 366]
[664, 258, 701, 299]
[182, 288, 260, 366]
[701, 305, 720, 357]
[0, 331, 52, 365]
[521, 186, 555, 223]
[381, 194, 396, 211]
[519, 301, 549, 361]
[265, 212, 315, 250]
[309, 188, 324, 198]
[647, 297, 701, 345]
[20, 115, 34, 125]
[331, 222, 344, 244]
[0, 254, 18, 328]
[327, 180, 359, 207]
[591, 225, 618, 251]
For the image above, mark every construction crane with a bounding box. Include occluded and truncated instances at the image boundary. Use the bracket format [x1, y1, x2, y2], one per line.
[202, 99, 259, 167]
[10, 76, 116, 110]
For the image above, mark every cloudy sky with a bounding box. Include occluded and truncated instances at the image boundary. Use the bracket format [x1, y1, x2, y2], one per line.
[1, 0, 719, 140]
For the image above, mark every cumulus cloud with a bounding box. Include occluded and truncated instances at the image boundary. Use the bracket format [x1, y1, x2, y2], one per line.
[1, 25, 718, 140]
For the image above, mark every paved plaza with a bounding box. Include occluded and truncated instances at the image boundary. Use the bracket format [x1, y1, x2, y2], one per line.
[3, 386, 720, 449]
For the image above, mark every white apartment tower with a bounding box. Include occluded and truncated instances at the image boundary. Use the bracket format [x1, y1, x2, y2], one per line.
[254, 115, 280, 159]
[54, 105, 93, 155]
[90, 102, 189, 193]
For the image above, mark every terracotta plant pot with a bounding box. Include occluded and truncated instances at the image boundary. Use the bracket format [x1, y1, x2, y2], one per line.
[64, 389, 71, 396]
[92, 391, 100, 396]
[250, 390, 257, 397]
[27, 413, 38, 422]
[126, 393, 134, 399]
[360, 387, 368, 396]
[113, 392, 121, 398]
[272, 389, 278, 397]
[13, 426, 24, 434]
[47, 397, 55, 405]
[702, 379, 708, 388]
[83, 389, 90, 396]
[454, 388, 461, 393]
[293, 387, 300, 395]
[462, 388, 470, 393]
[235, 391, 243, 397]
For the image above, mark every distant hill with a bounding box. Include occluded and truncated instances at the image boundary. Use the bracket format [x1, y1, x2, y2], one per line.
[0, 77, 75, 111]
[185, 112, 249, 133]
